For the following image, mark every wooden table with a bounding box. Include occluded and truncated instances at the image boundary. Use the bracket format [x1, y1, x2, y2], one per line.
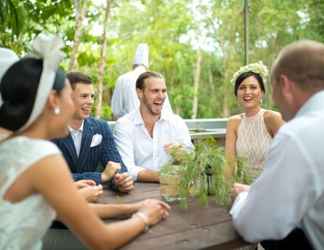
[98, 183, 250, 250]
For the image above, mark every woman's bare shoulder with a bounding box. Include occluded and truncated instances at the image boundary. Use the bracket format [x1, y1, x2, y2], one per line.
[263, 110, 282, 123]
[228, 114, 242, 122]
[227, 114, 242, 129]
[263, 109, 284, 136]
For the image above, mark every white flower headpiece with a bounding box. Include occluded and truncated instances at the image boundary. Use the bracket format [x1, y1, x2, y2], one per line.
[19, 33, 65, 131]
[231, 61, 269, 86]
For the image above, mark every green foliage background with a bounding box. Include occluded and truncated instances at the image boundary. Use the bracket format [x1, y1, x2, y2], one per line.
[1, 0, 323, 119]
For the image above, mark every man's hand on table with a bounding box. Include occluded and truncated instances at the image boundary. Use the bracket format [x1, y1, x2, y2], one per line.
[102, 161, 121, 182]
[114, 172, 134, 192]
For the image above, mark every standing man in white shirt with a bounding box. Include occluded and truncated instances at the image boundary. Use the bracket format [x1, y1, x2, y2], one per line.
[113, 71, 193, 182]
[230, 40, 324, 250]
[111, 43, 172, 119]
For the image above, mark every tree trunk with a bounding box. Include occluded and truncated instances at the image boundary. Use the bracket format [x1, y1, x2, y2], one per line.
[222, 86, 230, 117]
[191, 49, 202, 119]
[68, 0, 85, 71]
[222, 68, 231, 117]
[95, 0, 111, 118]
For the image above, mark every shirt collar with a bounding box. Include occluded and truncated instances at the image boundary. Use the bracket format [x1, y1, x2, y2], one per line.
[133, 107, 172, 126]
[68, 120, 84, 133]
[133, 108, 144, 125]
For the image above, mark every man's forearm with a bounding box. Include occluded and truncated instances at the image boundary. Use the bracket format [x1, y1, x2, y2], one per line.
[137, 169, 160, 183]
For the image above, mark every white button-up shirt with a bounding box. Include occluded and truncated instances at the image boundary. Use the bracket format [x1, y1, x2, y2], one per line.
[68, 121, 84, 157]
[111, 66, 173, 119]
[113, 109, 193, 180]
[230, 91, 324, 250]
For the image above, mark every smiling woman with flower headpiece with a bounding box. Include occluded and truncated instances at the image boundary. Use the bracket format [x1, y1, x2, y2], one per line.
[224, 61, 284, 183]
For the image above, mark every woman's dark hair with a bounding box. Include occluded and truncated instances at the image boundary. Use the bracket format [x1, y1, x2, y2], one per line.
[136, 71, 163, 90]
[0, 57, 65, 131]
[234, 71, 265, 96]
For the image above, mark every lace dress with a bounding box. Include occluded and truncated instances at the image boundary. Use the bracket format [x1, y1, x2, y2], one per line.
[236, 109, 272, 179]
[0, 136, 59, 250]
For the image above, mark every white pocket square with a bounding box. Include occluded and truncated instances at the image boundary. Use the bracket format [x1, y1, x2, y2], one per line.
[90, 134, 102, 147]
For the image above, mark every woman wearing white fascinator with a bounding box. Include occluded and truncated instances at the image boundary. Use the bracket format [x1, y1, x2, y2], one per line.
[225, 62, 284, 186]
[0, 47, 19, 139]
[0, 33, 170, 250]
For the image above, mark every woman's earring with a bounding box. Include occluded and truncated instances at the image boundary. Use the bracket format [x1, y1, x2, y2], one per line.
[53, 107, 61, 115]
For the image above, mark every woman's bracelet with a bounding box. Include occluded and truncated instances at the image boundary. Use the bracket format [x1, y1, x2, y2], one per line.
[133, 212, 150, 232]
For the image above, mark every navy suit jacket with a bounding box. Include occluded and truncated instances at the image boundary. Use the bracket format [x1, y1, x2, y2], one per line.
[53, 117, 127, 174]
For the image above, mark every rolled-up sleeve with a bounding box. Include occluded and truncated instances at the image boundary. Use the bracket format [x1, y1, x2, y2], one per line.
[101, 121, 127, 173]
[113, 119, 145, 181]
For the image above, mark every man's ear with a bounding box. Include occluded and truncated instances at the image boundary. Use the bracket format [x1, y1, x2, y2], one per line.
[280, 74, 295, 102]
[136, 88, 143, 99]
[279, 75, 294, 96]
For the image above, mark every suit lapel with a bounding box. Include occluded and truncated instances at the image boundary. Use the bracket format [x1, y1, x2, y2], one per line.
[77, 119, 93, 168]
[61, 134, 79, 172]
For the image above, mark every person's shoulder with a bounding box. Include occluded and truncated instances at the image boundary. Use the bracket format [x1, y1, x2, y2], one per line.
[113, 113, 136, 138]
[263, 109, 284, 135]
[86, 117, 114, 131]
[227, 114, 242, 127]
[280, 111, 323, 137]
[40, 140, 61, 156]
[6, 137, 60, 157]
[117, 71, 133, 82]
[225, 115, 241, 134]
[0, 137, 61, 178]
[263, 109, 282, 122]
[164, 112, 186, 124]
[85, 117, 105, 125]
[228, 114, 242, 122]
[84, 117, 99, 127]
[162, 113, 190, 133]
[115, 111, 137, 128]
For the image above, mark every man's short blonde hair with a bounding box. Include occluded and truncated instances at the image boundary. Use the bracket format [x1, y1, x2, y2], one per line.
[272, 40, 324, 91]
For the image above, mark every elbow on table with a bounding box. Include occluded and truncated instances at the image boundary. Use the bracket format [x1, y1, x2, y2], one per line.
[233, 217, 261, 243]
[233, 217, 293, 243]
[233, 219, 259, 243]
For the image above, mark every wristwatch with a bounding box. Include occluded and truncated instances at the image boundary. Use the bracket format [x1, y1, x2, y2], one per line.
[134, 212, 150, 232]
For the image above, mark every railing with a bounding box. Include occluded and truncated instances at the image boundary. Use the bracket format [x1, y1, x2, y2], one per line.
[184, 118, 227, 139]
[108, 118, 227, 139]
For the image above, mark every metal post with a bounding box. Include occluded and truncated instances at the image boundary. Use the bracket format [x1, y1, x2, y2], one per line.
[244, 0, 249, 65]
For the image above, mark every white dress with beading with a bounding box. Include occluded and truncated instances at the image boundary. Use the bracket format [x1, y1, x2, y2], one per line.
[0, 136, 59, 250]
[236, 109, 272, 178]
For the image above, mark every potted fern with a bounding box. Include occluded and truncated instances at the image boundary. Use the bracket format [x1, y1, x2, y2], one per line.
[160, 137, 253, 208]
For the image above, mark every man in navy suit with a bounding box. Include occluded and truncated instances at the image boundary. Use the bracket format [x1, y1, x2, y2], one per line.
[53, 72, 134, 192]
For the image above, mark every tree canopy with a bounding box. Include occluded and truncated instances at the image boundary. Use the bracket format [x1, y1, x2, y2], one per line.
[1, 0, 322, 119]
